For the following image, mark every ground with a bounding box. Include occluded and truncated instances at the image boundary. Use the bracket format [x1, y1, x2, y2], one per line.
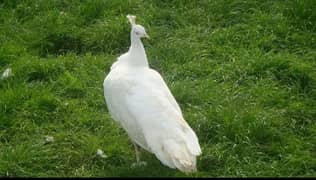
[0, 0, 315, 177]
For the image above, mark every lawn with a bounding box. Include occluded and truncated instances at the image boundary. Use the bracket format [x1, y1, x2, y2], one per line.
[0, 0, 315, 177]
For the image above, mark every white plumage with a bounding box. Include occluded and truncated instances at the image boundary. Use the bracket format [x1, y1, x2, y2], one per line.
[103, 15, 201, 173]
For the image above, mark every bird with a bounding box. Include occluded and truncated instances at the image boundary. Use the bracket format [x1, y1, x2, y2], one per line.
[103, 15, 201, 173]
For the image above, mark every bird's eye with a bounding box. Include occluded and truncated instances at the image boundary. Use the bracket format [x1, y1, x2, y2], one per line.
[135, 32, 140, 35]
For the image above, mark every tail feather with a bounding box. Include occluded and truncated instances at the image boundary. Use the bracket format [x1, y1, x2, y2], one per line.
[184, 128, 202, 156]
[176, 124, 202, 156]
[161, 139, 199, 173]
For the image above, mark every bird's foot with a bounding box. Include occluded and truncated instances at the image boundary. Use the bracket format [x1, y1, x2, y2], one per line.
[131, 161, 147, 168]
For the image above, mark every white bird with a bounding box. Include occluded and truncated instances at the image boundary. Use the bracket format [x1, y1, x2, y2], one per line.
[103, 15, 201, 173]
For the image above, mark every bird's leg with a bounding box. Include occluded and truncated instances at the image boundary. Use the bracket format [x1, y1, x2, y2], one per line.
[131, 143, 147, 168]
[134, 143, 141, 163]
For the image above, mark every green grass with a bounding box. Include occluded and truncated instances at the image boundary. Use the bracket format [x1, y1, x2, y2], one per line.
[0, 0, 316, 177]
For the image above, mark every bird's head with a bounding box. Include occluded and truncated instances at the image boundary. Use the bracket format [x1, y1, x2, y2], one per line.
[127, 14, 149, 39]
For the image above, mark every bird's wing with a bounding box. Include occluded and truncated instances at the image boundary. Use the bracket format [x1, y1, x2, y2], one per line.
[103, 68, 151, 151]
[146, 69, 183, 115]
[124, 68, 202, 171]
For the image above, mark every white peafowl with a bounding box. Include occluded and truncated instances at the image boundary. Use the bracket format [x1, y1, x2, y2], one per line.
[103, 15, 201, 173]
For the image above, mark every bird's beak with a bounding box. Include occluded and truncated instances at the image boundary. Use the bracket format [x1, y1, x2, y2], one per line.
[143, 33, 150, 39]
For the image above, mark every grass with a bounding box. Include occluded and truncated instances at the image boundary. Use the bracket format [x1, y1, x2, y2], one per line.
[0, 0, 315, 177]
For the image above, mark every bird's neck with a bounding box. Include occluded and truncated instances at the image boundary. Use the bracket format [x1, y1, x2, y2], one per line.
[127, 31, 149, 67]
